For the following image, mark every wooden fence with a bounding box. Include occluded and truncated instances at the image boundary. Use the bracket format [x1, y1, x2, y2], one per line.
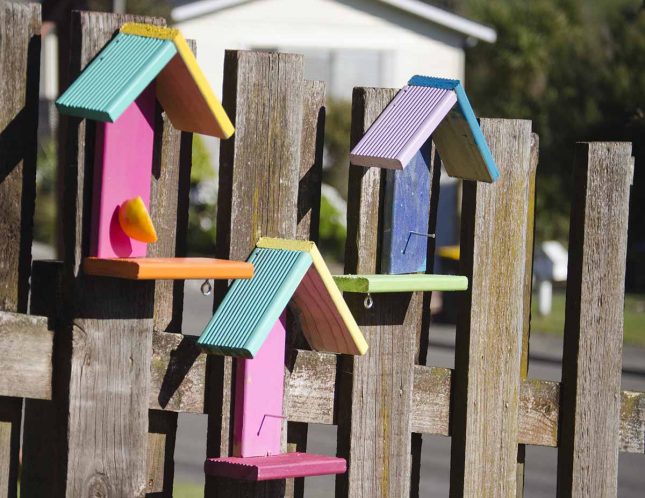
[0, 4, 641, 497]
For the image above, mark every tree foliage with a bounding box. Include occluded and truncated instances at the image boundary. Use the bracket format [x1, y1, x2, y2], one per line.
[458, 0, 644, 241]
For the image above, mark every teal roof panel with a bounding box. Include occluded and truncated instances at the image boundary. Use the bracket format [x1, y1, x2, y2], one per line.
[56, 33, 177, 122]
[196, 248, 313, 358]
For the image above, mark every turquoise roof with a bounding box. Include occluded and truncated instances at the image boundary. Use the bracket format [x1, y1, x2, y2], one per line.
[196, 248, 312, 358]
[56, 33, 177, 122]
[408, 75, 499, 182]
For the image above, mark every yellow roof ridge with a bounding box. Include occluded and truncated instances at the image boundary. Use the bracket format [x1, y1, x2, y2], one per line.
[257, 237, 316, 252]
[256, 237, 368, 356]
[120, 23, 180, 40]
[119, 22, 234, 139]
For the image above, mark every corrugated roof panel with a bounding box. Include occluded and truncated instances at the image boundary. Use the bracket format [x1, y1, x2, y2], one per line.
[409, 75, 499, 182]
[121, 22, 235, 138]
[196, 248, 312, 358]
[256, 238, 368, 356]
[349, 85, 457, 170]
[56, 33, 177, 122]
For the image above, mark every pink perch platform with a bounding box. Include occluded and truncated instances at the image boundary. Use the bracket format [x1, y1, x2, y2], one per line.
[204, 452, 347, 481]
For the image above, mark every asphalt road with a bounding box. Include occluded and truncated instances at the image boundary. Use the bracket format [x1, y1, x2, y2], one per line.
[175, 281, 645, 497]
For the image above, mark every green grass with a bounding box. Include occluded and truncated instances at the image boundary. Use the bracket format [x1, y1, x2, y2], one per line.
[531, 292, 645, 347]
[173, 481, 204, 498]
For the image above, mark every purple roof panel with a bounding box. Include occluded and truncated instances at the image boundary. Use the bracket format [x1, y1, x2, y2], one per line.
[349, 85, 456, 170]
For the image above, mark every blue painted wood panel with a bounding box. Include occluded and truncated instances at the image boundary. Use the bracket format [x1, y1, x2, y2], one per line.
[381, 138, 432, 274]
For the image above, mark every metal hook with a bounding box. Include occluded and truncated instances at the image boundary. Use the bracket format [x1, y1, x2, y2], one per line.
[364, 293, 373, 309]
[402, 231, 436, 254]
[200, 279, 212, 296]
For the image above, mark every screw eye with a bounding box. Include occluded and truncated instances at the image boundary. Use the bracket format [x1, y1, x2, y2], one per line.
[201, 280, 212, 296]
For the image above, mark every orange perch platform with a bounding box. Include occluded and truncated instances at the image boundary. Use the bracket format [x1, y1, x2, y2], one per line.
[83, 257, 254, 280]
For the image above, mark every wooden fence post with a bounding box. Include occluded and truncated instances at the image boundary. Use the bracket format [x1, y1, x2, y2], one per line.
[22, 11, 182, 497]
[449, 119, 533, 497]
[557, 142, 633, 497]
[0, 3, 40, 497]
[336, 87, 439, 498]
[516, 133, 539, 497]
[205, 49, 306, 498]
[285, 79, 327, 498]
[144, 41, 194, 496]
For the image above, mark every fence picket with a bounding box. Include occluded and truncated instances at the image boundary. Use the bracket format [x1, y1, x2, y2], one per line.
[557, 142, 633, 497]
[336, 87, 437, 498]
[0, 3, 41, 497]
[517, 132, 540, 497]
[205, 49, 305, 498]
[450, 119, 533, 497]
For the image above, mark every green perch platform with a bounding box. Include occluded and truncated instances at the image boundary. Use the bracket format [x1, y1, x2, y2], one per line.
[333, 274, 468, 293]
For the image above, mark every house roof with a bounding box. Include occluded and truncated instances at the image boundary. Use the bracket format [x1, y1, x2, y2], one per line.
[56, 23, 234, 138]
[170, 0, 496, 43]
[349, 74, 499, 182]
[197, 237, 368, 358]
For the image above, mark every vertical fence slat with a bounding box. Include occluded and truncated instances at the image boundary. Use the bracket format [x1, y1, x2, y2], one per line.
[450, 119, 533, 497]
[285, 79, 327, 498]
[0, 3, 41, 497]
[516, 133, 539, 497]
[336, 87, 428, 498]
[53, 11, 164, 497]
[206, 49, 305, 498]
[145, 39, 194, 496]
[22, 261, 64, 498]
[557, 142, 632, 497]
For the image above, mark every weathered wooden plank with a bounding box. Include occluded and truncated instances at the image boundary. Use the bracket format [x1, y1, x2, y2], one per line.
[150, 331, 206, 413]
[149, 40, 194, 335]
[0, 312, 52, 400]
[0, 3, 41, 497]
[21, 261, 63, 498]
[286, 79, 326, 498]
[285, 350, 336, 425]
[147, 410, 178, 495]
[343, 88, 392, 275]
[144, 36, 195, 496]
[296, 80, 325, 242]
[557, 142, 633, 497]
[518, 378, 559, 447]
[148, 341, 644, 455]
[35, 12, 166, 498]
[411, 366, 451, 436]
[0, 2, 40, 313]
[337, 87, 425, 498]
[206, 49, 304, 498]
[517, 132, 539, 497]
[411, 368, 561, 447]
[620, 391, 645, 453]
[0, 400, 20, 498]
[450, 119, 533, 498]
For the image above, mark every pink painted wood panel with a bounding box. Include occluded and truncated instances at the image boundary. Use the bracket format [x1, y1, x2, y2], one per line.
[204, 452, 347, 481]
[90, 83, 156, 258]
[232, 313, 286, 457]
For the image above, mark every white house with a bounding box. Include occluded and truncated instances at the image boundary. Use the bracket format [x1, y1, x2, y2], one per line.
[171, 0, 496, 100]
[170, 0, 496, 254]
